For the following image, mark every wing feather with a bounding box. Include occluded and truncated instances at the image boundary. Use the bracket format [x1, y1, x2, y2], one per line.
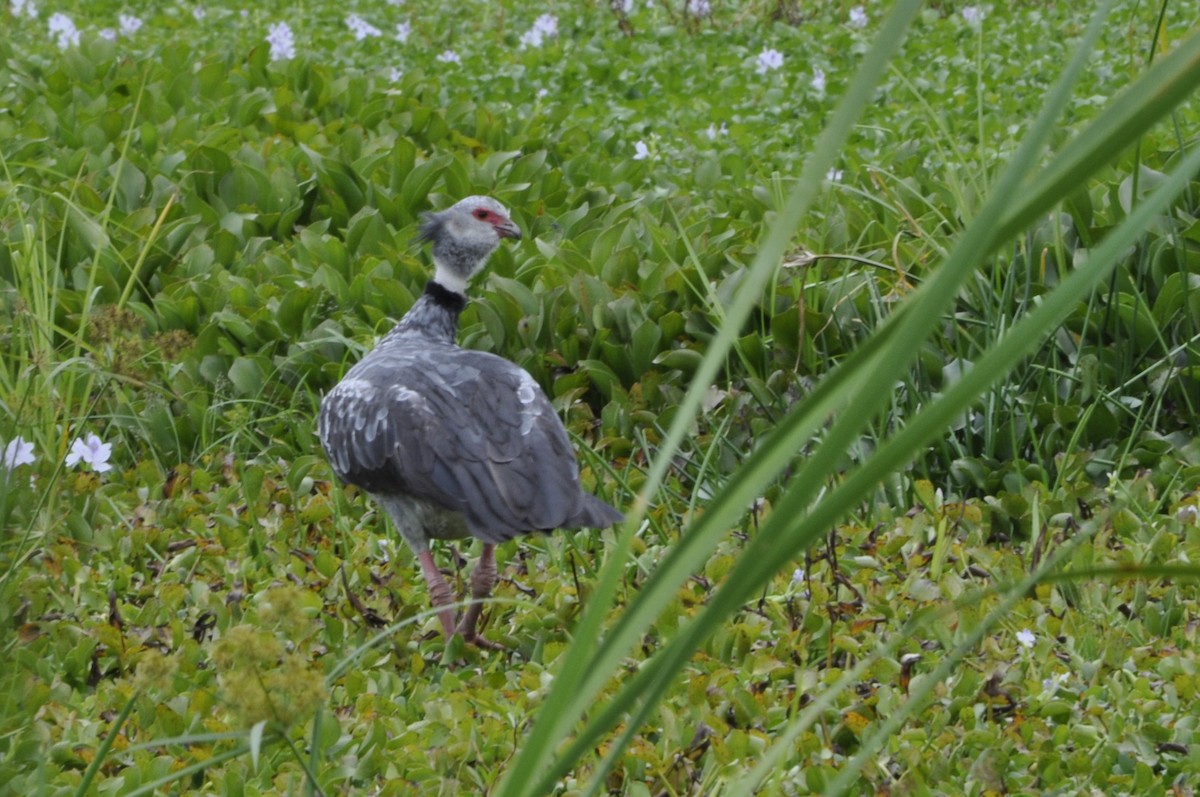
[318, 344, 619, 542]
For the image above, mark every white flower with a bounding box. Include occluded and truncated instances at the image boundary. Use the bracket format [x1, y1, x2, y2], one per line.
[192, 7, 206, 21]
[791, 567, 805, 585]
[266, 21, 295, 60]
[394, 21, 411, 42]
[12, 0, 37, 19]
[389, 66, 403, 81]
[756, 47, 783, 74]
[616, 0, 634, 12]
[99, 27, 117, 41]
[811, 66, 826, 95]
[825, 168, 843, 182]
[706, 122, 728, 140]
[536, 87, 549, 98]
[1016, 628, 1036, 648]
[849, 6, 868, 27]
[386, 0, 404, 5]
[686, 0, 711, 17]
[436, 49, 461, 64]
[962, 5, 984, 25]
[2, 437, 35, 470]
[346, 13, 381, 40]
[632, 140, 650, 160]
[48, 12, 80, 49]
[118, 13, 142, 36]
[65, 433, 113, 473]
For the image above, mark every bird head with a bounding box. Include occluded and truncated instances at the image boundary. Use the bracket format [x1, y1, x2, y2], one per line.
[418, 196, 521, 294]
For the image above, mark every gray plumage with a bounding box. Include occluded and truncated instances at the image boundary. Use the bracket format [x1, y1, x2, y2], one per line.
[317, 195, 622, 645]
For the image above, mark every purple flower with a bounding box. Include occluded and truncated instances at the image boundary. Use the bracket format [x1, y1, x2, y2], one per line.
[436, 49, 461, 64]
[395, 21, 411, 42]
[849, 7, 867, 28]
[633, 140, 650, 160]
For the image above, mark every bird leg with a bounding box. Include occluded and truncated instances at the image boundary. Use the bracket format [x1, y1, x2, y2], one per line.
[416, 548, 457, 639]
[456, 543, 503, 649]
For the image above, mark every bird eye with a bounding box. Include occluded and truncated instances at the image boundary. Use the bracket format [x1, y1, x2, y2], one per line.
[473, 209, 489, 220]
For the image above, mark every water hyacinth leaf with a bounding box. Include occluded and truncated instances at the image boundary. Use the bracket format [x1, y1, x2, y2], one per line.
[400, 156, 449, 213]
[228, 356, 265, 397]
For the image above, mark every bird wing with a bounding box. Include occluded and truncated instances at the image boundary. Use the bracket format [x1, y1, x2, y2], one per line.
[318, 346, 614, 542]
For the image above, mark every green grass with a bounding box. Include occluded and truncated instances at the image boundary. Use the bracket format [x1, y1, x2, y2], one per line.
[2, 0, 1200, 794]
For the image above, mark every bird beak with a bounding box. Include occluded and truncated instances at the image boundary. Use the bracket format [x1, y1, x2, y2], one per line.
[496, 220, 522, 241]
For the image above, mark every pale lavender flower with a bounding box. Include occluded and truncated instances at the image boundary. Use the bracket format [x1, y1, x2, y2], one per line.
[756, 47, 783, 74]
[389, 66, 403, 81]
[706, 122, 727, 140]
[192, 6, 206, 21]
[48, 12, 80, 49]
[536, 87, 549, 98]
[266, 21, 295, 60]
[99, 28, 117, 41]
[632, 140, 650, 160]
[11, 0, 37, 19]
[826, 167, 843, 182]
[436, 49, 461, 64]
[1016, 628, 1036, 648]
[386, 0, 403, 5]
[394, 21, 411, 42]
[1041, 673, 1069, 693]
[118, 13, 142, 36]
[791, 567, 805, 585]
[686, 0, 711, 16]
[520, 13, 558, 48]
[962, 5, 984, 25]
[811, 66, 826, 95]
[2, 437, 35, 470]
[533, 13, 558, 37]
[848, 6, 867, 27]
[617, 0, 634, 12]
[519, 28, 544, 49]
[346, 13, 381, 40]
[65, 433, 113, 473]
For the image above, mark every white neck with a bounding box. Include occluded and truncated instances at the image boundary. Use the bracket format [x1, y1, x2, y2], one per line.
[432, 259, 469, 295]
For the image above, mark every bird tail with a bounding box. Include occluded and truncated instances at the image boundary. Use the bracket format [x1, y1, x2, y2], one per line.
[567, 494, 624, 529]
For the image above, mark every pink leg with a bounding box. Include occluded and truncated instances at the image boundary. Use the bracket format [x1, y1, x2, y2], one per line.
[456, 544, 503, 649]
[417, 549, 457, 639]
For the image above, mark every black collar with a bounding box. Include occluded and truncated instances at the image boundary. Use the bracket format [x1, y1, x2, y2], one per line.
[424, 280, 467, 314]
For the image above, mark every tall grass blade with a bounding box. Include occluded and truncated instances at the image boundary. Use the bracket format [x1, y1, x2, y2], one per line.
[522, 6, 1200, 792]
[496, 2, 925, 793]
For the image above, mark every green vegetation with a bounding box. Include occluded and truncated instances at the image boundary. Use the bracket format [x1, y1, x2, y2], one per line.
[2, 0, 1199, 794]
